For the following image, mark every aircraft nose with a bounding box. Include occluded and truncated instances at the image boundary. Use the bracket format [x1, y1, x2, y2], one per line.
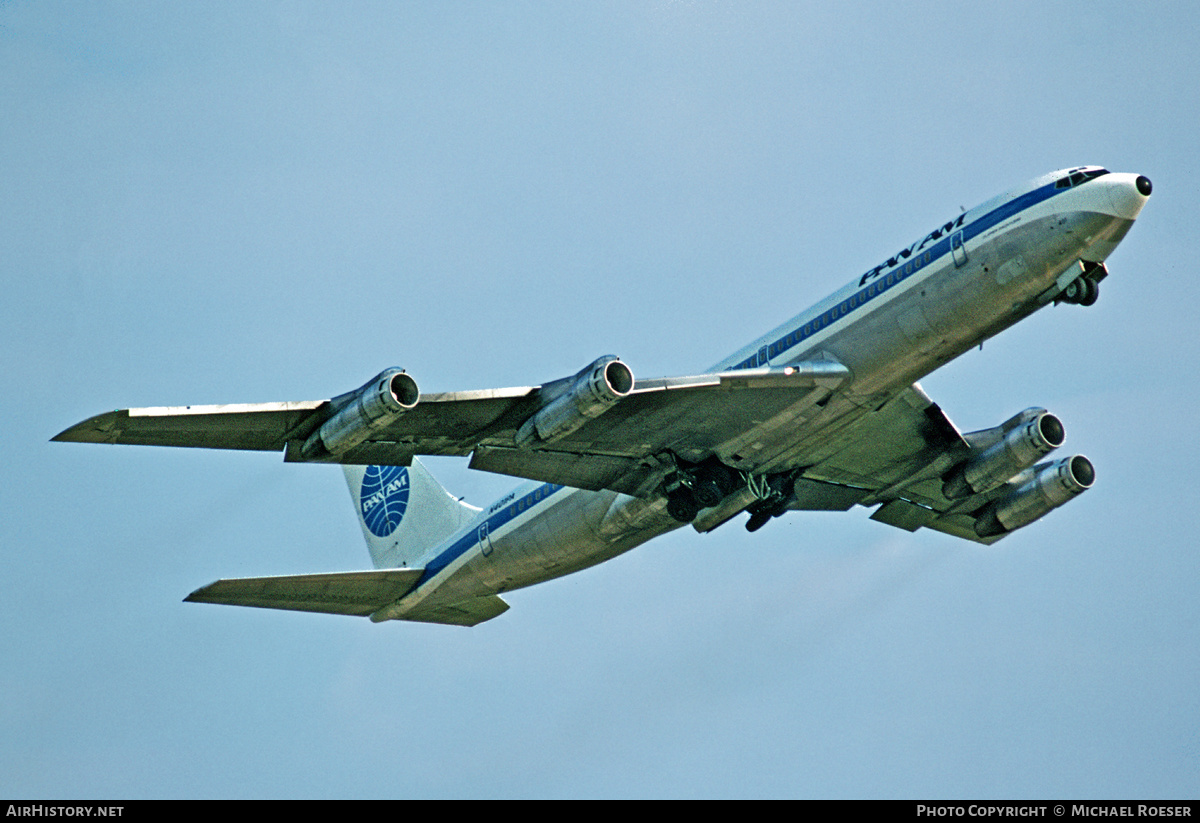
[1105, 173, 1152, 221]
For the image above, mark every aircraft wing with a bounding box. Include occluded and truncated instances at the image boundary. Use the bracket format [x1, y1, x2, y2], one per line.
[56, 358, 1070, 544]
[53, 401, 327, 452]
[54, 359, 851, 498]
[774, 384, 1086, 545]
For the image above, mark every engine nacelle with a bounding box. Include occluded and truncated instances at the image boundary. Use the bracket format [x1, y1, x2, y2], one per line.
[973, 455, 1095, 538]
[943, 409, 1065, 499]
[515, 356, 634, 448]
[301, 368, 419, 459]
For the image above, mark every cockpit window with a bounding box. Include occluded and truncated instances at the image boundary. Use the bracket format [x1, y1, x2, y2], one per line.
[1056, 168, 1110, 188]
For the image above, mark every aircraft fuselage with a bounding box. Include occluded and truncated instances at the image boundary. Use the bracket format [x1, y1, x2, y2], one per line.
[375, 168, 1150, 622]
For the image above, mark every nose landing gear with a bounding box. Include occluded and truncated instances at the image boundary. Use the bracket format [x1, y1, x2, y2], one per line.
[1061, 276, 1098, 306]
[1059, 261, 1107, 307]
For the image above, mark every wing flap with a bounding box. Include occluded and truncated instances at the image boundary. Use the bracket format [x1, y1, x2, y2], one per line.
[393, 594, 510, 627]
[802, 385, 967, 491]
[469, 446, 654, 496]
[924, 512, 1004, 545]
[185, 568, 424, 616]
[870, 498, 940, 532]
[786, 477, 871, 511]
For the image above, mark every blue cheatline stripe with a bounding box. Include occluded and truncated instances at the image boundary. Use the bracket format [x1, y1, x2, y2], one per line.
[728, 180, 1067, 371]
[417, 482, 566, 584]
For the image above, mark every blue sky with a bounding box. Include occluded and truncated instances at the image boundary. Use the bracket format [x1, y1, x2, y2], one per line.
[3, 1, 1197, 798]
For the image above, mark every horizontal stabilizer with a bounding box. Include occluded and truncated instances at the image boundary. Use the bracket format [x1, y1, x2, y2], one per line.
[185, 568, 424, 616]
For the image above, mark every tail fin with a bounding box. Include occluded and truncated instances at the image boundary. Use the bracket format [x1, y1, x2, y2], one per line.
[343, 459, 481, 569]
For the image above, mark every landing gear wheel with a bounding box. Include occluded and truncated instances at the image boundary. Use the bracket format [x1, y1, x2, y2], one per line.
[1062, 277, 1085, 303]
[1062, 276, 1099, 306]
[667, 489, 699, 523]
[693, 464, 736, 508]
[745, 511, 771, 532]
[1079, 277, 1098, 306]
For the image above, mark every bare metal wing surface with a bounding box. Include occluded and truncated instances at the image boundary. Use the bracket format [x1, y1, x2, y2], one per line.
[52, 401, 325, 451]
[55, 359, 851, 494]
[51, 358, 1077, 545]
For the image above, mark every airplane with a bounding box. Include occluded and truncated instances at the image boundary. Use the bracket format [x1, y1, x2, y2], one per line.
[53, 166, 1153, 626]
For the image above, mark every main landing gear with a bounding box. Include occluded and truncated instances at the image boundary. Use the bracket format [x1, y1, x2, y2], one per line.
[665, 459, 736, 523]
[1059, 261, 1107, 307]
[663, 459, 797, 533]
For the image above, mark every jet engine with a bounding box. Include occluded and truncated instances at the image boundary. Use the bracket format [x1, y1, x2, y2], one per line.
[301, 368, 420, 459]
[515, 356, 634, 447]
[943, 409, 1065, 499]
[973, 455, 1095, 538]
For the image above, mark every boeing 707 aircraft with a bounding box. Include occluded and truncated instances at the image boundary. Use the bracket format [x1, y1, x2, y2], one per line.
[54, 167, 1152, 626]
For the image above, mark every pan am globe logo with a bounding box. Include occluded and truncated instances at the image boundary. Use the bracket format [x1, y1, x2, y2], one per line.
[360, 465, 410, 538]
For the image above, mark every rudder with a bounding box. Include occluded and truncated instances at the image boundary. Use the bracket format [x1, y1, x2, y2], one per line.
[343, 459, 480, 569]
